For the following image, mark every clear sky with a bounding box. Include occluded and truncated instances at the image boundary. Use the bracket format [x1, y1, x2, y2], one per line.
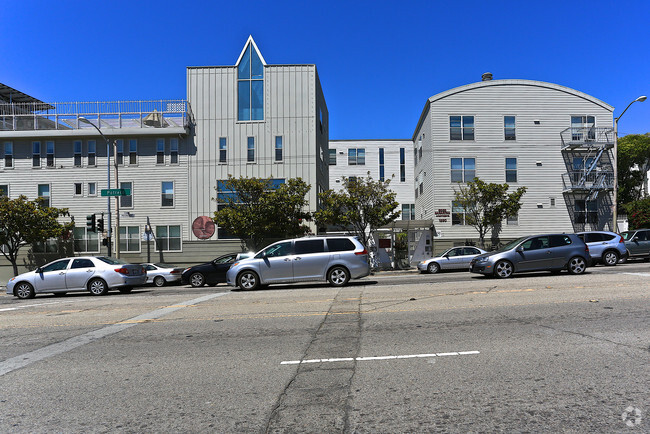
[3, 0, 648, 139]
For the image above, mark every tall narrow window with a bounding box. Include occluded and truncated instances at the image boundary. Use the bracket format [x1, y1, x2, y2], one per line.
[46, 141, 55, 167]
[120, 182, 133, 208]
[348, 148, 365, 165]
[129, 139, 137, 165]
[74, 141, 82, 167]
[116, 139, 124, 165]
[400, 148, 406, 182]
[170, 138, 179, 164]
[87, 140, 96, 166]
[119, 226, 140, 252]
[38, 184, 50, 207]
[237, 44, 264, 121]
[32, 141, 41, 167]
[0, 184, 8, 197]
[3, 142, 13, 168]
[219, 138, 227, 163]
[505, 158, 517, 182]
[450, 116, 474, 140]
[275, 136, 283, 162]
[379, 148, 385, 181]
[161, 181, 174, 207]
[504, 116, 516, 140]
[74, 183, 82, 196]
[328, 149, 336, 165]
[156, 138, 165, 164]
[414, 147, 418, 166]
[452, 201, 466, 225]
[247, 137, 255, 162]
[88, 182, 96, 196]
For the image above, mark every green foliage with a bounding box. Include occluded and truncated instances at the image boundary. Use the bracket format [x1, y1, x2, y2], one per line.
[213, 176, 312, 251]
[618, 134, 650, 205]
[624, 197, 650, 229]
[313, 174, 400, 248]
[453, 178, 527, 248]
[0, 196, 74, 276]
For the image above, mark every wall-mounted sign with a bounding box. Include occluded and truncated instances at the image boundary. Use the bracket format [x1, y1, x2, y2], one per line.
[435, 208, 450, 222]
[192, 216, 215, 239]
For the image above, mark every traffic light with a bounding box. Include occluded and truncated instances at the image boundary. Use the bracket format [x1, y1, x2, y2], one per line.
[97, 217, 104, 233]
[86, 214, 96, 232]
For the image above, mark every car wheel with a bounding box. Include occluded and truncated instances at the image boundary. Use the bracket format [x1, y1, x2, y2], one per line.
[237, 270, 260, 291]
[189, 273, 205, 287]
[88, 278, 109, 296]
[15, 282, 35, 299]
[153, 276, 166, 287]
[567, 256, 587, 275]
[328, 266, 350, 287]
[427, 262, 440, 274]
[494, 260, 513, 279]
[602, 250, 619, 266]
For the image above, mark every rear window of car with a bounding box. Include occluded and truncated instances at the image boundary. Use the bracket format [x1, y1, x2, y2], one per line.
[583, 233, 603, 243]
[97, 257, 127, 265]
[295, 239, 325, 254]
[549, 235, 572, 247]
[327, 238, 355, 252]
[464, 248, 481, 255]
[71, 258, 94, 269]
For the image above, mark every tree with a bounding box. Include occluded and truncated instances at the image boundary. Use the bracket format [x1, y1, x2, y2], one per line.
[313, 174, 401, 249]
[0, 196, 74, 276]
[453, 178, 527, 249]
[624, 197, 650, 230]
[618, 133, 650, 205]
[213, 176, 312, 251]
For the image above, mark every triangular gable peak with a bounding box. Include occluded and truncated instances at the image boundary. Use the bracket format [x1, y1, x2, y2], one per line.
[235, 35, 267, 67]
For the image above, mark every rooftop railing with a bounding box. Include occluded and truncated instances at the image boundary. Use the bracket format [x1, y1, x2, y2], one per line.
[0, 100, 192, 132]
[560, 127, 614, 150]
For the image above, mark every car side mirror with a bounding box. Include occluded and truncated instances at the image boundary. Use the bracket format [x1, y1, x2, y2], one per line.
[36, 267, 43, 273]
[631, 236, 638, 242]
[516, 246, 524, 253]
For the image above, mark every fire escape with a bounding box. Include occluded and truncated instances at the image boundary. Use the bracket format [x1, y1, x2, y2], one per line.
[560, 126, 615, 231]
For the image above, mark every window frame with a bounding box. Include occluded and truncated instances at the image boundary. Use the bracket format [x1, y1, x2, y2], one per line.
[32, 141, 41, 168]
[88, 182, 97, 196]
[115, 139, 124, 166]
[328, 148, 337, 166]
[379, 148, 385, 181]
[505, 157, 517, 183]
[155, 225, 182, 252]
[74, 183, 83, 196]
[73, 227, 100, 253]
[275, 136, 283, 162]
[219, 137, 227, 163]
[3, 142, 13, 169]
[452, 200, 467, 225]
[46, 141, 55, 168]
[120, 181, 133, 208]
[450, 115, 475, 141]
[161, 181, 174, 208]
[247, 137, 255, 163]
[348, 148, 366, 166]
[38, 183, 50, 207]
[87, 140, 96, 167]
[451, 157, 476, 183]
[237, 44, 264, 122]
[504, 116, 516, 141]
[170, 138, 179, 165]
[119, 225, 141, 253]
[156, 138, 165, 165]
[128, 139, 137, 165]
[400, 148, 406, 182]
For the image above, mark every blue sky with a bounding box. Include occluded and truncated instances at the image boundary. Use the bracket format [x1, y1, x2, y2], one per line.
[3, 0, 648, 139]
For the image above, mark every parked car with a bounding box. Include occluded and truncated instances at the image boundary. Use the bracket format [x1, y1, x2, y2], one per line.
[576, 231, 628, 266]
[470, 234, 590, 278]
[621, 228, 650, 261]
[417, 246, 487, 274]
[6, 256, 147, 299]
[227, 236, 370, 290]
[181, 252, 252, 287]
[141, 263, 185, 287]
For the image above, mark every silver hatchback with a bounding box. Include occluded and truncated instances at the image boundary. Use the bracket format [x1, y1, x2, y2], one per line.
[226, 236, 370, 290]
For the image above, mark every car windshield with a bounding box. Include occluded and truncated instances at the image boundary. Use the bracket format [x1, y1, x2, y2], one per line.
[97, 256, 128, 265]
[154, 263, 176, 268]
[498, 237, 528, 252]
[621, 231, 634, 240]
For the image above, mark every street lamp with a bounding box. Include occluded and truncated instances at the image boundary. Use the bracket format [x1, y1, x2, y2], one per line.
[613, 95, 647, 231]
[78, 117, 120, 258]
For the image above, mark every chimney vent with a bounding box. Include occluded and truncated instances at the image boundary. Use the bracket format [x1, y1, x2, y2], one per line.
[482, 72, 493, 81]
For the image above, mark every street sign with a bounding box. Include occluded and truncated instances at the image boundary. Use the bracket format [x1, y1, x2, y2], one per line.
[101, 188, 131, 197]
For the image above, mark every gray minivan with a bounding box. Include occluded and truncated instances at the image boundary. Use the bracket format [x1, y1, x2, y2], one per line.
[226, 236, 370, 290]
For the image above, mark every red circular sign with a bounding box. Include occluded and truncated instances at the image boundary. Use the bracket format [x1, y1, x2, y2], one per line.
[192, 216, 215, 239]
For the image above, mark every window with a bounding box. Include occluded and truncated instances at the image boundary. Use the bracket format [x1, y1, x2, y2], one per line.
[156, 225, 181, 251]
[72, 141, 82, 167]
[3, 142, 13, 168]
[32, 239, 59, 254]
[328, 149, 336, 165]
[452, 201, 466, 225]
[550, 197, 556, 207]
[295, 239, 325, 254]
[451, 158, 475, 182]
[348, 148, 365, 165]
[218, 137, 227, 163]
[326, 238, 355, 252]
[400, 148, 406, 182]
[156, 138, 165, 164]
[575, 199, 598, 224]
[504, 116, 516, 140]
[450, 115, 474, 140]
[237, 43, 264, 121]
[402, 204, 415, 220]
[129, 139, 137, 165]
[73, 227, 100, 253]
[161, 181, 174, 207]
[572, 157, 596, 184]
[549, 235, 572, 247]
[120, 182, 133, 208]
[506, 158, 517, 182]
[262, 241, 292, 258]
[571, 116, 595, 141]
[0, 184, 8, 197]
[119, 226, 140, 252]
[418, 146, 423, 160]
[89, 182, 96, 196]
[247, 137, 255, 162]
[379, 148, 385, 181]
[170, 138, 179, 164]
[46, 141, 55, 168]
[74, 183, 82, 196]
[507, 213, 518, 225]
[32, 141, 41, 167]
[116, 139, 124, 165]
[71, 258, 95, 269]
[414, 147, 418, 166]
[87, 140, 96, 166]
[275, 136, 283, 162]
[38, 184, 50, 207]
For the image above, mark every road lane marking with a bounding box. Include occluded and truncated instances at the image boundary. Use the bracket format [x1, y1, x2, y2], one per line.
[0, 292, 229, 377]
[0, 301, 66, 312]
[623, 272, 650, 277]
[281, 350, 480, 365]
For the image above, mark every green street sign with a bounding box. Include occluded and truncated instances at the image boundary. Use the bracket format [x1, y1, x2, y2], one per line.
[101, 188, 131, 197]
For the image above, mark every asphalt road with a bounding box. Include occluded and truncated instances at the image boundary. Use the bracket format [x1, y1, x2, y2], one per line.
[0, 262, 648, 433]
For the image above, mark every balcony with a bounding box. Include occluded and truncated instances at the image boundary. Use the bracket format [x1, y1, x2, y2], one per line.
[560, 127, 614, 150]
[0, 100, 192, 133]
[562, 170, 614, 192]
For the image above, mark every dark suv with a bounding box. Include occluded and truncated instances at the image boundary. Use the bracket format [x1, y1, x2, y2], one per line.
[621, 229, 650, 261]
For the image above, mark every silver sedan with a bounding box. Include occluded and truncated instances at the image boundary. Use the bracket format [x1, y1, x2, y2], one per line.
[141, 263, 185, 287]
[417, 246, 487, 274]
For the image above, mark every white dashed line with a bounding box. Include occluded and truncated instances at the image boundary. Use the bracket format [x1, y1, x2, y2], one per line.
[281, 350, 480, 365]
[0, 301, 66, 312]
[622, 272, 650, 277]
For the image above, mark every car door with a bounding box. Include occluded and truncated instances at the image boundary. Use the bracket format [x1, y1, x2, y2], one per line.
[625, 231, 645, 256]
[65, 258, 97, 290]
[34, 259, 71, 291]
[144, 264, 157, 284]
[209, 254, 238, 283]
[630, 230, 650, 256]
[293, 239, 327, 281]
[441, 248, 463, 270]
[516, 236, 552, 271]
[459, 247, 481, 269]
[548, 235, 575, 267]
[258, 241, 294, 283]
